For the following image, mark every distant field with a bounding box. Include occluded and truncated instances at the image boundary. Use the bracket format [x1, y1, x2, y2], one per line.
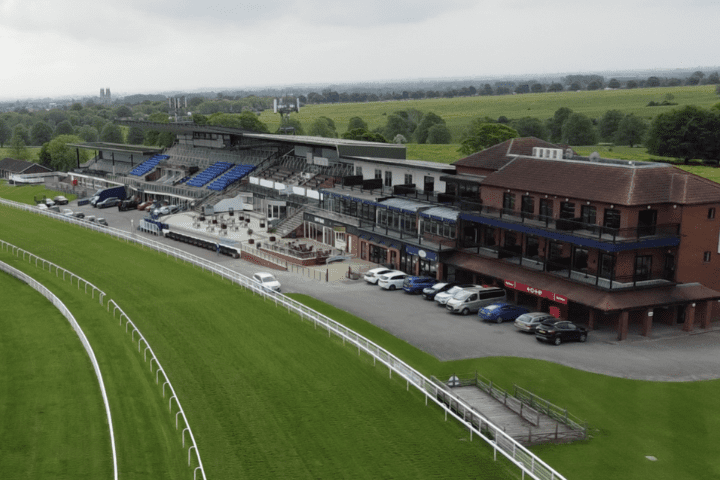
[0, 180, 76, 204]
[0, 147, 41, 161]
[405, 143, 462, 163]
[258, 85, 719, 142]
[0, 274, 111, 479]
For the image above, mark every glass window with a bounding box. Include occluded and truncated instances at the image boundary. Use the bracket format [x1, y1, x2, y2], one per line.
[709, 208, 716, 219]
[521, 196, 534, 216]
[503, 192, 516, 212]
[560, 201, 575, 219]
[638, 209, 657, 236]
[384, 171, 392, 187]
[539, 199, 553, 219]
[375, 169, 382, 179]
[355, 166, 363, 176]
[604, 209, 621, 230]
[580, 205, 596, 225]
[634, 255, 652, 281]
[704, 251, 711, 262]
[424, 176, 435, 193]
[404, 173, 413, 185]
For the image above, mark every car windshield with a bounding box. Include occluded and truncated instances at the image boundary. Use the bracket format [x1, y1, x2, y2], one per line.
[444, 286, 462, 295]
[431, 283, 448, 291]
[258, 275, 276, 283]
[483, 304, 502, 311]
[454, 290, 474, 300]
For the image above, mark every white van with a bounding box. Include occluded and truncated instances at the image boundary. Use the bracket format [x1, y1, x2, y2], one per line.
[446, 287, 506, 315]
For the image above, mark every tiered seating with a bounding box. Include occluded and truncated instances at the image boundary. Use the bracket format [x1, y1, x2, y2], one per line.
[206, 164, 256, 191]
[186, 162, 233, 187]
[129, 154, 169, 176]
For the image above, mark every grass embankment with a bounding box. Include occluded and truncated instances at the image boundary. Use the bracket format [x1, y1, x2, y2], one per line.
[0, 181, 76, 205]
[258, 85, 719, 143]
[0, 274, 111, 479]
[0, 207, 514, 479]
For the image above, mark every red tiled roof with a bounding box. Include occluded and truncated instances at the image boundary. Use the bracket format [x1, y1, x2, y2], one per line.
[452, 137, 560, 170]
[445, 251, 720, 312]
[481, 158, 720, 206]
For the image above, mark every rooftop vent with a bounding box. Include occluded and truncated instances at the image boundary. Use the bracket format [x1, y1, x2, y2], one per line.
[532, 147, 564, 159]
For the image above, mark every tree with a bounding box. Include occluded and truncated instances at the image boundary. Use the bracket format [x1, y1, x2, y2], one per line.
[9, 134, 30, 160]
[414, 112, 445, 144]
[607, 78, 621, 89]
[236, 111, 268, 133]
[547, 83, 563, 93]
[12, 124, 30, 145]
[126, 126, 145, 145]
[626, 80, 638, 89]
[646, 105, 720, 163]
[480, 84, 494, 96]
[100, 123, 124, 143]
[47, 135, 89, 171]
[707, 72, 720, 84]
[530, 83, 545, 93]
[382, 114, 411, 141]
[31, 121, 54, 145]
[54, 120, 74, 137]
[0, 119, 11, 147]
[192, 113, 208, 125]
[458, 120, 518, 156]
[547, 107, 573, 142]
[347, 116, 368, 131]
[587, 80, 603, 91]
[646, 76, 661, 87]
[308, 117, 337, 138]
[613, 115, 648, 147]
[598, 110, 625, 141]
[156, 132, 175, 148]
[38, 142, 52, 167]
[115, 105, 132, 118]
[511, 117, 549, 140]
[70, 102, 83, 111]
[426, 124, 452, 144]
[561, 113, 597, 145]
[568, 82, 581, 91]
[78, 125, 99, 143]
[341, 128, 387, 143]
[277, 117, 304, 135]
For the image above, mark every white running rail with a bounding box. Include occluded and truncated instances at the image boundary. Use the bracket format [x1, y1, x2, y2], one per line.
[0, 197, 567, 480]
[0, 260, 119, 480]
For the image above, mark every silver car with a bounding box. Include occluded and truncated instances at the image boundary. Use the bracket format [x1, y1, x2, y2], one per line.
[514, 312, 557, 333]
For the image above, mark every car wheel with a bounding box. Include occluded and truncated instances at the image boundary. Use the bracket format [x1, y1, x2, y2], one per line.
[389, 285, 396, 291]
[495, 317, 503, 324]
[461, 308, 469, 316]
[554, 337, 562, 346]
[579, 334, 587, 343]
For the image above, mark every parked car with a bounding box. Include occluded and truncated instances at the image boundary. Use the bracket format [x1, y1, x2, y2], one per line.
[514, 312, 558, 333]
[119, 199, 139, 211]
[422, 282, 453, 300]
[73, 211, 85, 219]
[97, 218, 108, 226]
[62, 208, 74, 217]
[44, 198, 55, 207]
[96, 197, 120, 209]
[447, 287, 507, 315]
[478, 303, 530, 324]
[53, 195, 69, 205]
[36, 203, 48, 210]
[402, 276, 437, 294]
[377, 271, 408, 290]
[434, 284, 476, 306]
[364, 267, 393, 285]
[535, 321, 588, 345]
[137, 200, 153, 211]
[252, 272, 281, 293]
[85, 215, 96, 223]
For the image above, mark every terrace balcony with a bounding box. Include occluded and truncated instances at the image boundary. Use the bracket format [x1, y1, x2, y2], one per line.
[460, 206, 681, 252]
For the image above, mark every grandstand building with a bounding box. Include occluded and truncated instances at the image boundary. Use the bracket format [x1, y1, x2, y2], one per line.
[65, 124, 720, 339]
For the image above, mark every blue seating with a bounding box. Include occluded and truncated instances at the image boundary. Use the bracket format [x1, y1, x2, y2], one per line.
[129, 154, 169, 176]
[186, 162, 234, 188]
[206, 164, 256, 191]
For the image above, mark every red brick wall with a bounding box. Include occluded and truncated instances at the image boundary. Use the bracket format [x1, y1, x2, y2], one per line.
[676, 204, 720, 292]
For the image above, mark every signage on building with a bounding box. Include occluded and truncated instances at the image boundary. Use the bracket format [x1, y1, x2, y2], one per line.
[333, 226, 345, 232]
[418, 249, 427, 259]
[503, 280, 568, 304]
[313, 217, 325, 224]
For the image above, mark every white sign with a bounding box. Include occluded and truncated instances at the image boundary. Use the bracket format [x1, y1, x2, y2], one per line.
[418, 250, 427, 259]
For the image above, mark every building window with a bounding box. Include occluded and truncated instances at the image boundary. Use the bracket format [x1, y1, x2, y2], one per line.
[384, 171, 392, 187]
[539, 199, 553, 220]
[423, 176, 435, 193]
[375, 169, 382, 180]
[634, 255, 652, 282]
[560, 201, 575, 219]
[521, 195, 534, 217]
[709, 208, 716, 219]
[503, 193, 516, 213]
[638, 209, 657, 237]
[580, 205, 596, 225]
[404, 174, 413, 185]
[604, 209, 621, 230]
[355, 166, 363, 176]
[704, 251, 711, 262]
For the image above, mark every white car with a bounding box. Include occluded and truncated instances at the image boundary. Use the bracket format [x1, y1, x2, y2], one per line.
[435, 285, 477, 306]
[37, 203, 48, 210]
[363, 267, 393, 285]
[253, 272, 281, 293]
[377, 271, 407, 291]
[62, 208, 74, 217]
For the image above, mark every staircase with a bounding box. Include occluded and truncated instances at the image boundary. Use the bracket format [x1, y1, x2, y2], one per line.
[275, 208, 306, 237]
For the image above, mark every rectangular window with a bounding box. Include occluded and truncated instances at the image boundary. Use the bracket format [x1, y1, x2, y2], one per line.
[424, 176, 435, 193]
[539, 199, 553, 220]
[704, 251, 711, 262]
[634, 255, 652, 282]
[355, 166, 363, 176]
[503, 192, 516, 212]
[560, 201, 575, 219]
[638, 209, 657, 236]
[525, 235, 539, 259]
[599, 253, 615, 279]
[604, 209, 621, 230]
[375, 169, 382, 180]
[709, 208, 716, 219]
[521, 196, 535, 217]
[404, 173, 413, 185]
[580, 205, 597, 225]
[384, 171, 392, 187]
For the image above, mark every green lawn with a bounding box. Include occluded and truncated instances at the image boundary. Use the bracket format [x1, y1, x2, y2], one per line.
[0, 274, 111, 479]
[0, 207, 514, 480]
[259, 85, 719, 143]
[0, 147, 41, 162]
[0, 180, 76, 205]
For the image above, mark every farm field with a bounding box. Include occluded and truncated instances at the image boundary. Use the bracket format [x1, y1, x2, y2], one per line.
[257, 85, 719, 142]
[2, 205, 720, 479]
[0, 274, 111, 479]
[0, 206, 515, 480]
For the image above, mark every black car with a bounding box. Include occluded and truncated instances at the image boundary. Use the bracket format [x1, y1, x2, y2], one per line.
[421, 282, 456, 300]
[118, 199, 139, 211]
[535, 321, 588, 345]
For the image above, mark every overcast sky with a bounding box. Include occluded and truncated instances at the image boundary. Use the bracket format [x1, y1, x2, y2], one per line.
[1, 0, 718, 100]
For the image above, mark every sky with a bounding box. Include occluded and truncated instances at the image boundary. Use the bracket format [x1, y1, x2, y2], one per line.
[1, 0, 718, 100]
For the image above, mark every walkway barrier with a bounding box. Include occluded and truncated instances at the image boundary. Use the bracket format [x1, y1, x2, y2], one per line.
[0, 198, 567, 480]
[0, 260, 119, 480]
[0, 237, 206, 480]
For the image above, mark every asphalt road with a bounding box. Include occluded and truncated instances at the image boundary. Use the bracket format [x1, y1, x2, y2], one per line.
[69, 202, 720, 382]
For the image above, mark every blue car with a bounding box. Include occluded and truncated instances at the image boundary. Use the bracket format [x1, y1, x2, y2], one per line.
[402, 276, 437, 294]
[478, 303, 530, 324]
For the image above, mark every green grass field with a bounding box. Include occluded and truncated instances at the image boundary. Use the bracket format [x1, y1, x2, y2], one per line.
[258, 85, 719, 143]
[0, 147, 41, 162]
[0, 207, 515, 479]
[3, 204, 720, 479]
[0, 274, 111, 479]
[0, 181, 76, 205]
